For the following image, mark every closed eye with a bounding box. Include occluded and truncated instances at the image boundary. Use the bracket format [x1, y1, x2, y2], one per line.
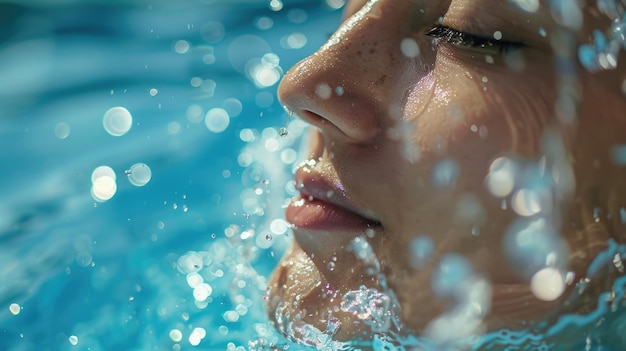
[425, 25, 524, 54]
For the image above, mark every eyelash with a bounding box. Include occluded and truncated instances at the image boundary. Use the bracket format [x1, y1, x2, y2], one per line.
[425, 25, 523, 53]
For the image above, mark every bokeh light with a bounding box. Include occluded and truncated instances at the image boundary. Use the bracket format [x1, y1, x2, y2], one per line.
[102, 106, 132, 136]
[127, 163, 152, 187]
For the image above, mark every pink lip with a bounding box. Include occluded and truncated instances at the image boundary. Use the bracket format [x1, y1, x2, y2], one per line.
[285, 163, 381, 231]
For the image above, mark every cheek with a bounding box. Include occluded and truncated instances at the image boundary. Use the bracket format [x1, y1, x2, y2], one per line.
[410, 58, 557, 161]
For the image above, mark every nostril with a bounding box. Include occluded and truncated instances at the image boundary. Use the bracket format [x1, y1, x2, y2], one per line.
[298, 110, 329, 128]
[295, 108, 380, 144]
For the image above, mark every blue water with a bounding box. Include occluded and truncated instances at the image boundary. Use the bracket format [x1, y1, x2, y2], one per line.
[0, 1, 340, 350]
[3, 1, 626, 350]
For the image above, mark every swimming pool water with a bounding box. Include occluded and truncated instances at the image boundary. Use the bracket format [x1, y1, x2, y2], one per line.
[2, 1, 626, 350]
[0, 1, 340, 350]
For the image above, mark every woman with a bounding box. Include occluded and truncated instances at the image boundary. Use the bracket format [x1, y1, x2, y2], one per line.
[266, 0, 626, 349]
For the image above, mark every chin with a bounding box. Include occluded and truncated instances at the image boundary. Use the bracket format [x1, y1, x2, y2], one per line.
[265, 242, 398, 345]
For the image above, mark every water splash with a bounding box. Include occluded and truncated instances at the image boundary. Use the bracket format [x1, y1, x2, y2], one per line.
[340, 286, 400, 334]
[576, 2, 625, 72]
[271, 301, 348, 351]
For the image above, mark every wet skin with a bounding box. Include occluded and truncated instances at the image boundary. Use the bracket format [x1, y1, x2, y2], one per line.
[267, 0, 626, 343]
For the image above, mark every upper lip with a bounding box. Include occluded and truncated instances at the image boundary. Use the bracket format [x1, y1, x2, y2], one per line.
[293, 161, 381, 225]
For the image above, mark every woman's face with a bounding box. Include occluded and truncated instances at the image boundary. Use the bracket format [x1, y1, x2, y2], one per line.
[267, 0, 626, 344]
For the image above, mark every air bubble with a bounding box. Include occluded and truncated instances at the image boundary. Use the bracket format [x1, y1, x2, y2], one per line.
[75, 251, 93, 267]
[193, 283, 213, 301]
[177, 251, 204, 274]
[9, 303, 20, 315]
[189, 327, 206, 346]
[55, 122, 70, 139]
[325, 0, 346, 9]
[268, 0, 283, 11]
[205, 108, 230, 133]
[174, 40, 190, 54]
[127, 163, 152, 187]
[186, 272, 204, 288]
[91, 166, 116, 183]
[103, 106, 132, 136]
[91, 175, 117, 202]
[169, 329, 183, 342]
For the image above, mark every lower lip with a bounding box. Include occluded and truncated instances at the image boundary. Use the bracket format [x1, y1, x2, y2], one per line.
[285, 196, 379, 231]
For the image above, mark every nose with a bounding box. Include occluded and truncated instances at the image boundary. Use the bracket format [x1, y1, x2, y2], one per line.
[277, 1, 433, 145]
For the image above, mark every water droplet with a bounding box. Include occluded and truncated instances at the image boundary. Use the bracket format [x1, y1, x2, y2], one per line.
[193, 283, 213, 302]
[538, 27, 547, 36]
[54, 122, 70, 139]
[485, 157, 516, 197]
[204, 108, 230, 133]
[510, 0, 539, 12]
[593, 207, 602, 222]
[613, 253, 624, 273]
[9, 303, 20, 315]
[315, 83, 332, 99]
[511, 188, 542, 216]
[530, 267, 565, 301]
[265, 233, 273, 241]
[269, 0, 283, 11]
[169, 329, 183, 342]
[410, 236, 434, 270]
[127, 163, 152, 187]
[400, 37, 420, 58]
[177, 251, 203, 274]
[279, 110, 292, 137]
[432, 159, 459, 188]
[327, 261, 335, 271]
